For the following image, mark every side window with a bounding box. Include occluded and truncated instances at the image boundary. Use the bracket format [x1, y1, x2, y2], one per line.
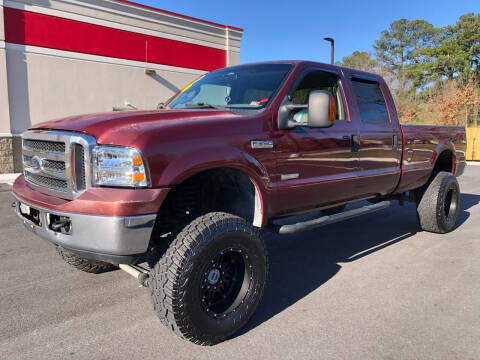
[290, 70, 346, 125]
[351, 78, 389, 123]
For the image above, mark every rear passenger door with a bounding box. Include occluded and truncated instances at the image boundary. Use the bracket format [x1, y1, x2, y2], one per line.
[349, 76, 402, 196]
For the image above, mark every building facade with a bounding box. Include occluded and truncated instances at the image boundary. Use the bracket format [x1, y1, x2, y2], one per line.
[0, 0, 243, 173]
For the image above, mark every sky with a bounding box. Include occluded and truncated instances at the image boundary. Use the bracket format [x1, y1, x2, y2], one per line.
[136, 0, 479, 65]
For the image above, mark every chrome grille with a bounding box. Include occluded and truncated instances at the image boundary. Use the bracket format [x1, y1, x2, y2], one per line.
[44, 159, 66, 171]
[22, 131, 95, 200]
[76, 145, 86, 190]
[23, 155, 66, 172]
[24, 171, 68, 192]
[23, 139, 66, 153]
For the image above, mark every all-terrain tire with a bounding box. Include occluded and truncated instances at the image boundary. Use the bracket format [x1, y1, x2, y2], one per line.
[416, 171, 460, 233]
[150, 212, 268, 345]
[57, 247, 117, 274]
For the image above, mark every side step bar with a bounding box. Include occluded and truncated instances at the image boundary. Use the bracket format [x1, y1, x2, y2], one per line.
[270, 201, 390, 235]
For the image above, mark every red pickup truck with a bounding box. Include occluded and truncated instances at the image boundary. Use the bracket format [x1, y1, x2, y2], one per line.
[13, 61, 466, 345]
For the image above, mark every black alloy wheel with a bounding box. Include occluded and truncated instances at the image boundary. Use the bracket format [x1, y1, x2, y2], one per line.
[200, 247, 251, 317]
[150, 212, 268, 345]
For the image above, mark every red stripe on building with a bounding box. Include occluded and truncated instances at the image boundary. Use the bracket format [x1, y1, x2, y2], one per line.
[4, 7, 227, 71]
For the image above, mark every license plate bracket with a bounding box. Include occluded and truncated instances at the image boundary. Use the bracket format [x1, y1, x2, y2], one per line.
[19, 202, 42, 226]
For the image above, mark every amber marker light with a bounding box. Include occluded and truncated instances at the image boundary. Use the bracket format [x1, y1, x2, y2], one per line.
[328, 94, 336, 123]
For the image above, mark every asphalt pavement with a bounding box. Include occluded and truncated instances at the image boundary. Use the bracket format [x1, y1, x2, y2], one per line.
[1, 167, 479, 360]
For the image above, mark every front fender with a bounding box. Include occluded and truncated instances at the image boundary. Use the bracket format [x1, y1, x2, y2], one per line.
[153, 146, 270, 190]
[150, 146, 271, 226]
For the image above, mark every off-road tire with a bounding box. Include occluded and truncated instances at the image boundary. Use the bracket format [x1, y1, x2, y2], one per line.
[57, 247, 117, 274]
[150, 212, 268, 345]
[416, 171, 460, 233]
[322, 204, 346, 215]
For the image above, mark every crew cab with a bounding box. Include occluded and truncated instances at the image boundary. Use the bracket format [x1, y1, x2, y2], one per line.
[12, 61, 466, 345]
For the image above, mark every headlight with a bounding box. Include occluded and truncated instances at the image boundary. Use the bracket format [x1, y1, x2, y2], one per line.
[92, 145, 149, 187]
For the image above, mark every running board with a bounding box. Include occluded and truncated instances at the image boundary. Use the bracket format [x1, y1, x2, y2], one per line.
[270, 201, 390, 235]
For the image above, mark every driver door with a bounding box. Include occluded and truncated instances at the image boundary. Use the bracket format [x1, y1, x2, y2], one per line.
[271, 68, 361, 216]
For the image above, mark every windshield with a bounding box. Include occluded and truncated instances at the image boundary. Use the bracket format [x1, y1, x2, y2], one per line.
[167, 64, 293, 111]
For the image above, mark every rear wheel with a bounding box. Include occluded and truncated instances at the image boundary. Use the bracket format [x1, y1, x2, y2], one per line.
[416, 171, 460, 233]
[149, 212, 268, 345]
[57, 247, 117, 274]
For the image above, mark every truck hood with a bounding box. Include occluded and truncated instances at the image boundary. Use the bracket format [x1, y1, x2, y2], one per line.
[32, 109, 240, 145]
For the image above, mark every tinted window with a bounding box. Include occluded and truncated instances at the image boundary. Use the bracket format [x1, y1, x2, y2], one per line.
[351, 79, 389, 123]
[290, 70, 346, 125]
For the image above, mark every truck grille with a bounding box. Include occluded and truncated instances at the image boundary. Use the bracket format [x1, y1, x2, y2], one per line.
[23, 139, 66, 153]
[24, 171, 68, 192]
[23, 155, 66, 172]
[22, 131, 95, 200]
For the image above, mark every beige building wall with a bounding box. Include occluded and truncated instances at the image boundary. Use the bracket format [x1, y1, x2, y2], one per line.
[0, 50, 10, 134]
[226, 28, 242, 66]
[0, 1, 14, 172]
[1, 0, 243, 173]
[0, 0, 4, 40]
[6, 47, 203, 130]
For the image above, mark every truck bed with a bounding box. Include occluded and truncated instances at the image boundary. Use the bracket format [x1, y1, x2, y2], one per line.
[396, 124, 467, 193]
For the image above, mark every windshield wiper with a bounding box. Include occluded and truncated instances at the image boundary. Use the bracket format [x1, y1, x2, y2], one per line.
[184, 102, 225, 109]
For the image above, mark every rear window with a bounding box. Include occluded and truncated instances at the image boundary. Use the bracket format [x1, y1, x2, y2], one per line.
[351, 78, 389, 123]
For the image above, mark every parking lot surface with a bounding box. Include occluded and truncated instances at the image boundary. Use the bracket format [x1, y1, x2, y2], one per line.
[1, 167, 479, 360]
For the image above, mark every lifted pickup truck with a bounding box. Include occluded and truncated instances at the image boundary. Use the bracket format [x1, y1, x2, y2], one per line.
[13, 61, 466, 345]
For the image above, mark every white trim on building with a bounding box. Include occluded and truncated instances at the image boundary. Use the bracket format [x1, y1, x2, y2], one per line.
[6, 43, 209, 75]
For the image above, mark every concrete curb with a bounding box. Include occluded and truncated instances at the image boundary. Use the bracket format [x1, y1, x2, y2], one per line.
[466, 161, 480, 166]
[0, 173, 21, 185]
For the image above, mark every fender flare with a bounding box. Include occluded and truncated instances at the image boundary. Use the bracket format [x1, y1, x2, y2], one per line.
[431, 141, 456, 173]
[155, 147, 270, 227]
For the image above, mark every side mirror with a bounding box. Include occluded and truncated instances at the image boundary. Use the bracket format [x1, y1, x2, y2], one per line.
[307, 90, 335, 128]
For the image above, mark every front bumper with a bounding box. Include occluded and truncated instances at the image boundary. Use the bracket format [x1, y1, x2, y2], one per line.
[13, 193, 156, 263]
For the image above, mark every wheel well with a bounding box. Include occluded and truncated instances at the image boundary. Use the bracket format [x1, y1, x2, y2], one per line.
[434, 150, 454, 175]
[154, 168, 262, 236]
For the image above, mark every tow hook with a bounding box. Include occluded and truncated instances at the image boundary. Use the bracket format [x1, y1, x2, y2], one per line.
[119, 264, 150, 287]
[50, 219, 71, 231]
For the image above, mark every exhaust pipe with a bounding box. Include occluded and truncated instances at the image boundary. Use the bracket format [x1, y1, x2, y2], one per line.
[119, 264, 149, 287]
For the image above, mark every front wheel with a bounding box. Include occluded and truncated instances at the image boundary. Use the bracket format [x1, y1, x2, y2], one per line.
[149, 212, 268, 345]
[416, 171, 460, 233]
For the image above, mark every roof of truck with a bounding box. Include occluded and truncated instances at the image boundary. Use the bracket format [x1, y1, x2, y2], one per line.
[225, 60, 384, 81]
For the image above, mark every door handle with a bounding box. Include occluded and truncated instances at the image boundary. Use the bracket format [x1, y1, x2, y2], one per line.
[352, 135, 359, 153]
[343, 135, 359, 153]
[393, 134, 398, 150]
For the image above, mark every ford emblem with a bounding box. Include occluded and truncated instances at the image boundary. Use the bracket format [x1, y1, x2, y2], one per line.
[31, 156, 42, 171]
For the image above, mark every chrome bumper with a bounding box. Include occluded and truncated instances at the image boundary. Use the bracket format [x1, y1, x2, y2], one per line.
[12, 193, 156, 257]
